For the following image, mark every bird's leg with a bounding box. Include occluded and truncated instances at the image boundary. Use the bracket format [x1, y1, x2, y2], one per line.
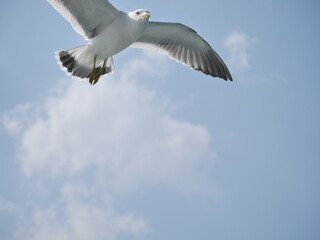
[89, 56, 97, 85]
[92, 59, 107, 85]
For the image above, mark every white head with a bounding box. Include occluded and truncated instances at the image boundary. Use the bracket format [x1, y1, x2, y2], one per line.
[128, 9, 151, 22]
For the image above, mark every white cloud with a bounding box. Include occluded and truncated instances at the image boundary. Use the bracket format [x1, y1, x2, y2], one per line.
[20, 185, 150, 240]
[224, 30, 254, 74]
[2, 104, 32, 136]
[3, 53, 215, 239]
[5, 59, 213, 194]
[0, 196, 15, 211]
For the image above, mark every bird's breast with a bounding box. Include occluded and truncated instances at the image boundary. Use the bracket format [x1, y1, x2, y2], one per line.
[91, 14, 148, 59]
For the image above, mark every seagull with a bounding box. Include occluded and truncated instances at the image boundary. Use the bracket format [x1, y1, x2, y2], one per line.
[47, 0, 233, 85]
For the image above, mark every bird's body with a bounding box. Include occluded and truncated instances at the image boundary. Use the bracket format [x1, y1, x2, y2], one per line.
[47, 0, 233, 84]
[92, 11, 149, 59]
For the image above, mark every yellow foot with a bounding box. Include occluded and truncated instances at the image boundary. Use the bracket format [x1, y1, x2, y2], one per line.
[92, 59, 107, 85]
[89, 56, 97, 85]
[89, 57, 107, 85]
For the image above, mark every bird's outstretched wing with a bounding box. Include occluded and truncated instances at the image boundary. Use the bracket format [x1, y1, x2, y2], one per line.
[47, 0, 120, 40]
[131, 22, 233, 81]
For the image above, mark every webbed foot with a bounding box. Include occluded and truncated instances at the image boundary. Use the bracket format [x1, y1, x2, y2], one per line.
[89, 57, 107, 85]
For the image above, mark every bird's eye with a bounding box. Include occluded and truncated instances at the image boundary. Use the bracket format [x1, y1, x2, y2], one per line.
[136, 11, 140, 15]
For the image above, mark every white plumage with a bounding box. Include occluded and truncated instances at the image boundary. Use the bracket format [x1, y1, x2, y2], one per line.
[47, 0, 232, 85]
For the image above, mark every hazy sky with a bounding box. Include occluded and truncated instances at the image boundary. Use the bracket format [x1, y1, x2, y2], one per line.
[1, 0, 319, 239]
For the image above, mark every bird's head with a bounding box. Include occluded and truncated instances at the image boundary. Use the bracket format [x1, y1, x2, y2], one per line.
[128, 9, 151, 22]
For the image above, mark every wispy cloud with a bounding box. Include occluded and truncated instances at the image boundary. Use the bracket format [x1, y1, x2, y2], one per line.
[224, 30, 254, 75]
[0, 196, 15, 211]
[3, 53, 215, 239]
[19, 183, 150, 240]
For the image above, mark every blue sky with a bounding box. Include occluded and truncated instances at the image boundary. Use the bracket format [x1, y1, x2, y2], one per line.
[0, 0, 319, 239]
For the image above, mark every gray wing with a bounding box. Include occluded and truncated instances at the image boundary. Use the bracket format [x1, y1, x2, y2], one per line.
[47, 0, 120, 39]
[131, 22, 233, 81]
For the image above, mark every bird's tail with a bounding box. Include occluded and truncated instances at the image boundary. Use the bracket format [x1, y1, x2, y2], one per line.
[55, 44, 114, 80]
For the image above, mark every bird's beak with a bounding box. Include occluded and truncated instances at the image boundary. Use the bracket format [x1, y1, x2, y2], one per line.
[143, 12, 151, 18]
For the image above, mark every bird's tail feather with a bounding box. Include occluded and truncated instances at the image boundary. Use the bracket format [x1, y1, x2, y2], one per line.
[55, 44, 114, 80]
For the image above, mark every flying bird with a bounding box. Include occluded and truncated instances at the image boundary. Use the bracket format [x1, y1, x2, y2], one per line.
[47, 0, 233, 85]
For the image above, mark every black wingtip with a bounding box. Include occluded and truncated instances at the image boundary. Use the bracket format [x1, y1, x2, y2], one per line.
[221, 66, 233, 81]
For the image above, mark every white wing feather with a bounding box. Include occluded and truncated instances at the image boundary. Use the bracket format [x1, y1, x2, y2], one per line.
[131, 22, 233, 81]
[47, 0, 120, 40]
